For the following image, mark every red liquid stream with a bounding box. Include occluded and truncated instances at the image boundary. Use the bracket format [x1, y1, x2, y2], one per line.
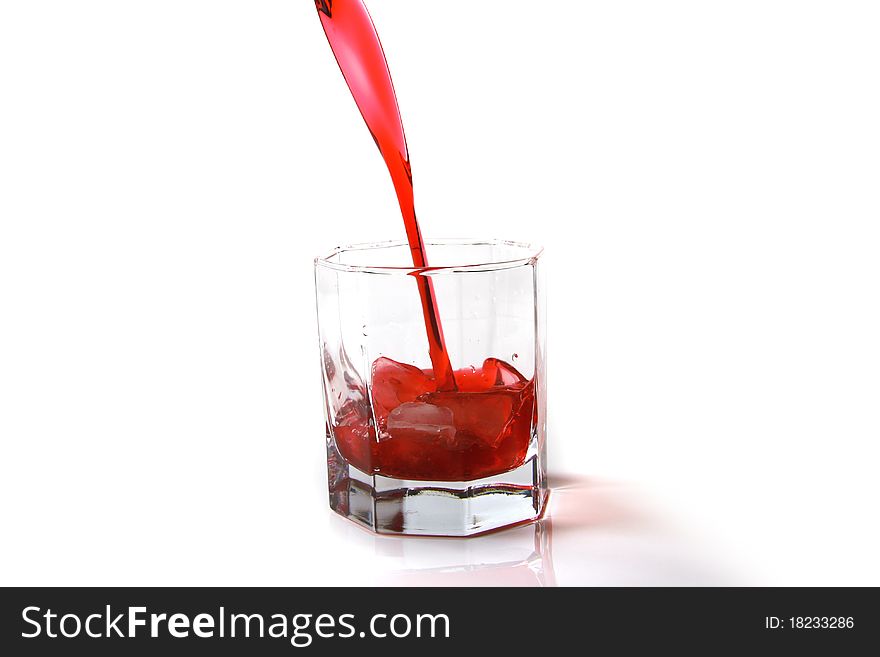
[316, 0, 536, 480]
[315, 0, 454, 391]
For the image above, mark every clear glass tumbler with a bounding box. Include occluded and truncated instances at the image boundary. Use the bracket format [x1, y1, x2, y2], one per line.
[314, 239, 547, 536]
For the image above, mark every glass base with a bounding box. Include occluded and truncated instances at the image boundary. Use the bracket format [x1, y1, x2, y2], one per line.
[327, 438, 548, 537]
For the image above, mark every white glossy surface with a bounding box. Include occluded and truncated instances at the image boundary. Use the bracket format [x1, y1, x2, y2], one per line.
[1, 1, 879, 586]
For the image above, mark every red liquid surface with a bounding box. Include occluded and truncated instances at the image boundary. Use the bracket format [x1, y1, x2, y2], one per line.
[334, 357, 535, 481]
[316, 1, 537, 480]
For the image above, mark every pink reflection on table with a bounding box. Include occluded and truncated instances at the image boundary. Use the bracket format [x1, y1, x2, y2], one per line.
[356, 474, 741, 586]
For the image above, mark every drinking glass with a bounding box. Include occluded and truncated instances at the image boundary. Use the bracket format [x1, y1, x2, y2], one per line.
[314, 239, 547, 536]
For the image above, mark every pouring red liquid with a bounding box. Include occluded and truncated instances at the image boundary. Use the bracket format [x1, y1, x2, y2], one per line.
[315, 0, 535, 481]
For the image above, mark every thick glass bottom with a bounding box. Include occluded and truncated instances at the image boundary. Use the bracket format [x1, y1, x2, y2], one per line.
[327, 436, 547, 537]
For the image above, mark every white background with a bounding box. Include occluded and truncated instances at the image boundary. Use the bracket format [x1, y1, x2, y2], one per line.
[1, 1, 878, 586]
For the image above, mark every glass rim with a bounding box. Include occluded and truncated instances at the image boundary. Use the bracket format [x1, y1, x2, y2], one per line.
[314, 238, 544, 275]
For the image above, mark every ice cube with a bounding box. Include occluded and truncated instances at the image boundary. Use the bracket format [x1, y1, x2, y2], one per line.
[371, 357, 436, 421]
[453, 358, 528, 392]
[386, 401, 456, 446]
[420, 389, 520, 447]
[482, 357, 528, 387]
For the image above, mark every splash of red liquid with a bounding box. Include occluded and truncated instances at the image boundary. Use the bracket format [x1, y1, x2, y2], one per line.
[333, 357, 535, 481]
